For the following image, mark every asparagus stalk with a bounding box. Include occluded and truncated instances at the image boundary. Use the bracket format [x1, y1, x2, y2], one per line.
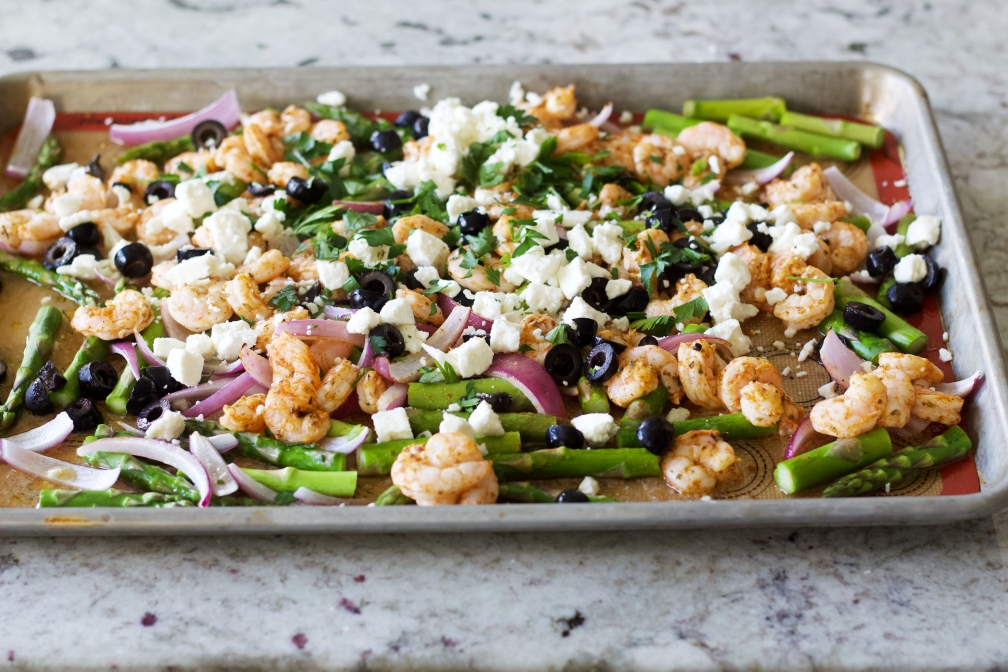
[876, 278, 896, 310]
[833, 278, 927, 354]
[49, 337, 110, 408]
[116, 136, 194, 165]
[727, 115, 861, 162]
[741, 148, 793, 174]
[186, 419, 347, 472]
[0, 136, 62, 212]
[818, 308, 898, 364]
[617, 412, 776, 447]
[774, 427, 892, 494]
[778, 111, 886, 149]
[38, 489, 194, 508]
[644, 109, 701, 135]
[894, 214, 916, 258]
[490, 447, 661, 481]
[407, 409, 557, 443]
[0, 305, 63, 432]
[624, 385, 667, 420]
[328, 418, 360, 437]
[105, 365, 136, 416]
[407, 379, 533, 411]
[241, 466, 357, 497]
[683, 97, 787, 122]
[577, 377, 611, 414]
[822, 426, 971, 498]
[839, 215, 872, 233]
[497, 482, 556, 503]
[0, 250, 102, 306]
[374, 485, 414, 506]
[356, 432, 522, 476]
[81, 451, 201, 502]
[614, 220, 646, 237]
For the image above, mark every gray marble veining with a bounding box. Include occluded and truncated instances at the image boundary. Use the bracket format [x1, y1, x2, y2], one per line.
[1, 1, 1008, 670]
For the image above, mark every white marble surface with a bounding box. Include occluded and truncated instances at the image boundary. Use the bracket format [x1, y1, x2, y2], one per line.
[1, 0, 1008, 669]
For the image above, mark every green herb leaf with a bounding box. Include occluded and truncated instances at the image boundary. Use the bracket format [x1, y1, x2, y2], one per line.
[268, 285, 300, 312]
[673, 296, 709, 323]
[356, 227, 396, 248]
[496, 104, 538, 127]
[545, 324, 569, 345]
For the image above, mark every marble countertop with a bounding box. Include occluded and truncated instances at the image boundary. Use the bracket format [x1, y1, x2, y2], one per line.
[1, 1, 1007, 670]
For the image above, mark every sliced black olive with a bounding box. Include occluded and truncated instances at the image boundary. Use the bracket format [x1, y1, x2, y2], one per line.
[866, 246, 898, 278]
[707, 212, 726, 227]
[553, 237, 570, 251]
[412, 116, 430, 140]
[843, 301, 885, 333]
[191, 119, 227, 150]
[697, 265, 717, 287]
[477, 392, 513, 414]
[581, 277, 610, 312]
[584, 342, 618, 383]
[0, 360, 7, 385]
[556, 489, 590, 503]
[37, 361, 66, 392]
[639, 191, 671, 212]
[136, 398, 173, 431]
[348, 289, 388, 312]
[676, 207, 703, 224]
[607, 287, 648, 316]
[84, 153, 104, 180]
[403, 269, 425, 291]
[544, 344, 583, 387]
[247, 181, 276, 197]
[141, 366, 185, 398]
[638, 335, 659, 347]
[746, 223, 773, 253]
[917, 255, 944, 293]
[65, 221, 100, 247]
[567, 318, 597, 348]
[112, 181, 132, 194]
[358, 270, 397, 299]
[454, 290, 475, 308]
[25, 378, 54, 415]
[126, 376, 157, 415]
[285, 176, 328, 204]
[78, 360, 119, 400]
[647, 206, 677, 234]
[636, 417, 675, 456]
[545, 424, 585, 449]
[458, 210, 491, 235]
[78, 246, 103, 260]
[395, 110, 422, 128]
[176, 247, 213, 262]
[114, 242, 154, 278]
[663, 261, 703, 286]
[370, 129, 403, 154]
[43, 237, 78, 270]
[383, 189, 413, 220]
[65, 398, 102, 432]
[593, 336, 626, 355]
[144, 180, 175, 205]
[369, 324, 405, 358]
[462, 332, 491, 345]
[886, 282, 925, 315]
[299, 281, 327, 309]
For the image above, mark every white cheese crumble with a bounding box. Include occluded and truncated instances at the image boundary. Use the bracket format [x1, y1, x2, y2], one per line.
[469, 400, 505, 437]
[202, 209, 251, 264]
[421, 337, 495, 379]
[373, 408, 413, 443]
[413, 83, 431, 101]
[316, 260, 350, 291]
[665, 407, 690, 423]
[185, 334, 214, 359]
[406, 229, 450, 268]
[316, 90, 347, 107]
[166, 348, 203, 387]
[818, 381, 839, 399]
[570, 413, 619, 448]
[379, 298, 415, 326]
[556, 257, 594, 300]
[875, 233, 905, 250]
[939, 348, 953, 362]
[490, 318, 521, 353]
[175, 179, 217, 218]
[146, 410, 187, 441]
[153, 337, 186, 360]
[562, 296, 609, 328]
[893, 254, 928, 283]
[347, 307, 382, 335]
[905, 215, 941, 249]
[348, 236, 389, 265]
[42, 163, 79, 191]
[797, 338, 817, 363]
[591, 223, 625, 264]
[578, 476, 600, 497]
[605, 279, 632, 300]
[765, 287, 788, 306]
[210, 320, 257, 361]
[439, 412, 475, 437]
[705, 319, 751, 356]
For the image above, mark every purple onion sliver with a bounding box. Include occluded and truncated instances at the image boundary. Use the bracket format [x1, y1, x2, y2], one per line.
[227, 464, 278, 502]
[9, 412, 74, 453]
[109, 90, 240, 146]
[2, 439, 120, 490]
[293, 486, 347, 506]
[183, 372, 258, 419]
[110, 341, 141, 379]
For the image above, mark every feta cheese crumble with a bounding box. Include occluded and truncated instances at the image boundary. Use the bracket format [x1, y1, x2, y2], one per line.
[570, 413, 619, 448]
[145, 409, 186, 441]
[373, 408, 413, 443]
[468, 400, 505, 437]
[893, 254, 928, 283]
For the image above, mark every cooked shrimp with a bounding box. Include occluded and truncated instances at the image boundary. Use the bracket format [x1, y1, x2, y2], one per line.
[286, 251, 319, 282]
[67, 173, 107, 211]
[220, 393, 267, 433]
[137, 201, 182, 245]
[810, 372, 887, 438]
[599, 183, 633, 208]
[164, 150, 217, 177]
[819, 220, 868, 276]
[241, 248, 290, 283]
[70, 289, 154, 341]
[763, 163, 836, 207]
[555, 123, 599, 154]
[447, 250, 516, 292]
[719, 357, 783, 412]
[244, 123, 283, 168]
[778, 392, 806, 438]
[0, 210, 61, 251]
[520, 85, 577, 126]
[804, 236, 834, 276]
[872, 365, 915, 428]
[264, 377, 330, 443]
[392, 214, 449, 245]
[310, 119, 350, 144]
[662, 429, 739, 498]
[772, 264, 835, 331]
[390, 432, 499, 506]
[622, 228, 668, 280]
[677, 340, 727, 410]
[731, 244, 772, 310]
[676, 121, 747, 169]
[645, 273, 708, 319]
[226, 272, 274, 322]
[596, 131, 638, 173]
[214, 136, 259, 183]
[633, 134, 689, 187]
[739, 382, 784, 427]
[280, 104, 312, 135]
[162, 282, 234, 332]
[519, 314, 557, 367]
[267, 161, 309, 189]
[788, 202, 849, 230]
[109, 159, 160, 190]
[245, 109, 283, 137]
[356, 369, 389, 414]
[912, 389, 963, 426]
[315, 358, 358, 413]
[875, 353, 945, 384]
[268, 331, 321, 387]
[254, 307, 310, 351]
[92, 205, 141, 235]
[396, 288, 444, 326]
[608, 345, 682, 407]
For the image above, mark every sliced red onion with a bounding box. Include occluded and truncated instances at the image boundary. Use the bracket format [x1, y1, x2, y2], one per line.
[357, 338, 374, 369]
[293, 486, 348, 506]
[77, 437, 211, 506]
[206, 434, 239, 453]
[333, 200, 385, 215]
[9, 412, 74, 453]
[319, 425, 370, 454]
[160, 305, 194, 341]
[656, 333, 734, 361]
[373, 356, 393, 381]
[466, 312, 493, 334]
[5, 97, 56, 179]
[887, 419, 946, 442]
[109, 90, 241, 146]
[599, 120, 623, 134]
[819, 329, 863, 390]
[93, 266, 120, 287]
[323, 305, 357, 319]
[823, 166, 912, 244]
[2, 439, 120, 490]
[485, 353, 566, 418]
[204, 358, 245, 376]
[415, 323, 438, 336]
[117, 421, 144, 436]
[726, 151, 794, 186]
[227, 463, 277, 502]
[164, 376, 240, 406]
[429, 306, 472, 350]
[435, 293, 460, 317]
[933, 370, 984, 397]
[188, 433, 237, 497]
[240, 346, 273, 388]
[783, 417, 831, 460]
[587, 102, 614, 128]
[183, 372, 261, 419]
[555, 225, 568, 241]
[133, 332, 165, 367]
[377, 383, 408, 411]
[276, 319, 365, 346]
[379, 306, 473, 384]
[110, 341, 141, 379]
[883, 199, 913, 226]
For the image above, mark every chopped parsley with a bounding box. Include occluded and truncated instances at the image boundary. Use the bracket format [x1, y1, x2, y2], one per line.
[268, 285, 300, 312]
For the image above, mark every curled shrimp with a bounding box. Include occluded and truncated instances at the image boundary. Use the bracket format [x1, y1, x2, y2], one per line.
[677, 340, 727, 410]
[622, 228, 668, 280]
[875, 353, 945, 384]
[519, 314, 557, 367]
[912, 389, 963, 426]
[818, 220, 868, 276]
[719, 357, 783, 412]
[215, 136, 260, 184]
[390, 432, 499, 506]
[607, 345, 682, 407]
[356, 369, 388, 414]
[162, 282, 234, 332]
[243, 123, 283, 168]
[286, 251, 319, 282]
[739, 382, 784, 427]
[662, 429, 739, 498]
[267, 161, 309, 189]
[310, 119, 350, 144]
[555, 123, 599, 154]
[280, 105, 312, 135]
[810, 372, 887, 438]
[246, 109, 283, 136]
[872, 365, 915, 428]
[254, 307, 309, 351]
[67, 173, 107, 211]
[396, 288, 444, 326]
[763, 163, 836, 207]
[264, 332, 329, 443]
[392, 214, 449, 245]
[241, 248, 290, 284]
[0, 210, 61, 251]
[226, 272, 274, 322]
[599, 183, 633, 208]
[108, 159, 160, 197]
[70, 289, 154, 341]
[315, 358, 358, 413]
[220, 393, 267, 433]
[164, 151, 217, 177]
[788, 202, 849, 230]
[447, 250, 516, 292]
[676, 121, 746, 169]
[731, 244, 773, 310]
[633, 134, 689, 187]
[778, 393, 805, 438]
[805, 236, 834, 277]
[772, 263, 835, 332]
[520, 85, 577, 127]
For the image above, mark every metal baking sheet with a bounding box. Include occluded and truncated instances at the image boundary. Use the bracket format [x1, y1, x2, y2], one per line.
[0, 62, 1005, 534]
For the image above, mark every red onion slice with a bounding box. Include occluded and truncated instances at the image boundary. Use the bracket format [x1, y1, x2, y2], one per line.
[357, 338, 375, 369]
[204, 359, 245, 376]
[240, 346, 273, 388]
[933, 370, 984, 397]
[783, 416, 831, 460]
[485, 353, 567, 418]
[823, 166, 910, 244]
[9, 412, 74, 453]
[188, 433, 237, 497]
[78, 437, 212, 506]
[109, 90, 241, 146]
[183, 372, 262, 419]
[587, 102, 614, 128]
[164, 376, 240, 406]
[882, 199, 914, 227]
[110, 341, 141, 379]
[726, 151, 794, 186]
[429, 305, 471, 350]
[373, 356, 392, 381]
[293, 486, 348, 506]
[377, 383, 408, 411]
[2, 439, 120, 490]
[5, 97, 56, 179]
[331, 389, 360, 420]
[378, 306, 473, 384]
[134, 331, 165, 367]
[656, 333, 735, 361]
[333, 200, 385, 215]
[206, 434, 239, 453]
[415, 323, 438, 336]
[116, 421, 144, 436]
[819, 329, 863, 390]
[319, 425, 370, 454]
[227, 463, 278, 502]
[276, 319, 365, 346]
[323, 305, 357, 319]
[903, 415, 934, 435]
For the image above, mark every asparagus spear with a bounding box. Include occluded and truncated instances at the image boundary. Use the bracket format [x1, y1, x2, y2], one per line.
[0, 250, 102, 306]
[774, 427, 892, 494]
[833, 277, 927, 354]
[0, 305, 63, 432]
[406, 409, 556, 443]
[644, 109, 701, 135]
[741, 148, 792, 173]
[822, 426, 971, 498]
[616, 412, 776, 448]
[356, 432, 522, 476]
[614, 220, 646, 237]
[818, 308, 898, 364]
[407, 379, 533, 412]
[839, 215, 872, 233]
[0, 136, 62, 212]
[624, 385, 667, 420]
[115, 136, 194, 165]
[49, 337, 110, 408]
[497, 482, 556, 503]
[82, 451, 201, 502]
[778, 111, 886, 149]
[38, 489, 194, 508]
[893, 214, 916, 258]
[490, 447, 660, 481]
[727, 115, 861, 162]
[105, 365, 136, 416]
[876, 278, 896, 310]
[185, 419, 347, 472]
[374, 485, 414, 506]
[241, 466, 357, 497]
[683, 97, 787, 123]
[577, 377, 611, 414]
